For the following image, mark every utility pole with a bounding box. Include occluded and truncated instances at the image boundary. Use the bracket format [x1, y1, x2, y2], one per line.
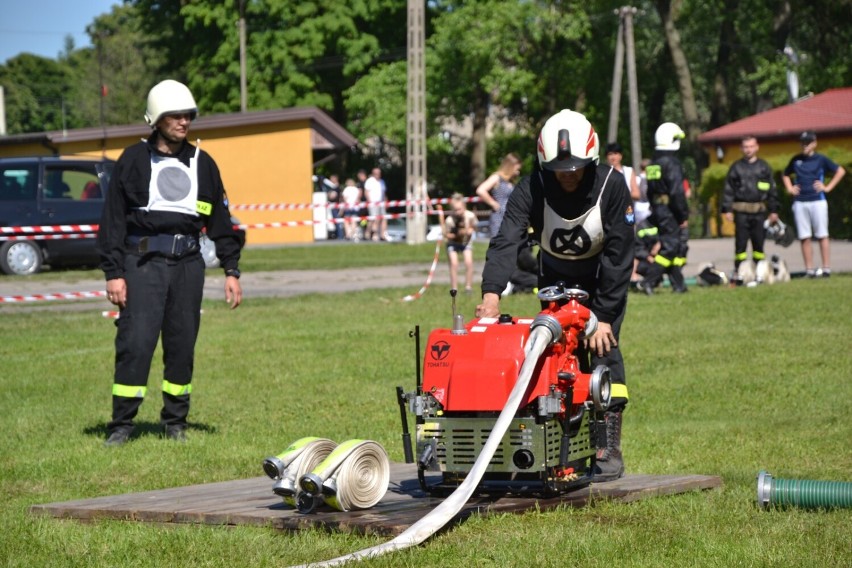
[623, 6, 641, 171]
[607, 6, 642, 171]
[405, 0, 427, 245]
[239, 0, 247, 112]
[97, 32, 107, 154]
[606, 14, 625, 144]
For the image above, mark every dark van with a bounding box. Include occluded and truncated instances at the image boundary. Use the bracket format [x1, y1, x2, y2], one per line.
[0, 156, 114, 275]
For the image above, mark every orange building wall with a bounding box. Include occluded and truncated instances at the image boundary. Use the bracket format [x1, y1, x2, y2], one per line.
[192, 122, 314, 245]
[1, 122, 317, 245]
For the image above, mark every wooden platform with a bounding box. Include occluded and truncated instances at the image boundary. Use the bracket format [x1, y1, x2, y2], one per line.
[29, 463, 722, 536]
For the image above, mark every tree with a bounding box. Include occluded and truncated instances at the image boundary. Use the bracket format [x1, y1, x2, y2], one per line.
[0, 54, 74, 134]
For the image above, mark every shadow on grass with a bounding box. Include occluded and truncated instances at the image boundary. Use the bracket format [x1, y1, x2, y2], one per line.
[83, 420, 219, 441]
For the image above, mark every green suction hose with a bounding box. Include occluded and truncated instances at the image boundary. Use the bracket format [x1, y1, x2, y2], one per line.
[757, 471, 852, 509]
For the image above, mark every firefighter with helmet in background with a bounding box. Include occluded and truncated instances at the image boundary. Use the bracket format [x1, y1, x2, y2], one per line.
[476, 109, 635, 482]
[98, 79, 243, 447]
[637, 122, 689, 294]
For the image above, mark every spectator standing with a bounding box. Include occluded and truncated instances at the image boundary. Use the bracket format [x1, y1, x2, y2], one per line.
[341, 178, 362, 241]
[721, 135, 779, 273]
[476, 109, 634, 482]
[443, 193, 478, 293]
[605, 142, 640, 201]
[355, 169, 369, 238]
[475, 153, 522, 238]
[325, 174, 343, 240]
[634, 158, 652, 225]
[637, 122, 689, 294]
[97, 79, 242, 447]
[782, 131, 846, 277]
[364, 168, 388, 241]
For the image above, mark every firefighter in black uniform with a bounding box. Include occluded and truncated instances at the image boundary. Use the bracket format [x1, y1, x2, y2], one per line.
[476, 109, 634, 481]
[637, 122, 689, 294]
[98, 80, 243, 446]
[721, 135, 779, 272]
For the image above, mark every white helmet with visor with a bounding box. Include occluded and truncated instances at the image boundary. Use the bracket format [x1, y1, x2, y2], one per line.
[537, 109, 600, 172]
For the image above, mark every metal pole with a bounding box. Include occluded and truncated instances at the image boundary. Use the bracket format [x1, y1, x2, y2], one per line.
[624, 6, 642, 170]
[606, 10, 625, 144]
[239, 0, 247, 112]
[0, 86, 6, 136]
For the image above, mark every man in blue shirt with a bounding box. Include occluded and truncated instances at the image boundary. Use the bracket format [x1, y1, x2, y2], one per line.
[782, 131, 846, 277]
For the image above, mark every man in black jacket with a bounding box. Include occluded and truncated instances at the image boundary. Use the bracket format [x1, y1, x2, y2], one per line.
[98, 80, 243, 446]
[722, 135, 779, 273]
[637, 122, 689, 294]
[476, 109, 634, 481]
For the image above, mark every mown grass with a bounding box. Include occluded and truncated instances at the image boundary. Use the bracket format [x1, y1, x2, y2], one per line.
[0, 267, 850, 567]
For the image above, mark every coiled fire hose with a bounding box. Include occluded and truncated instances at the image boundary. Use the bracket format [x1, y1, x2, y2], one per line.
[299, 439, 390, 512]
[263, 437, 337, 509]
[757, 470, 852, 509]
[292, 323, 555, 568]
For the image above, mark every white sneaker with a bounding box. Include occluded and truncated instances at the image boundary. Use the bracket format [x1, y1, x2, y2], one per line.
[501, 282, 515, 297]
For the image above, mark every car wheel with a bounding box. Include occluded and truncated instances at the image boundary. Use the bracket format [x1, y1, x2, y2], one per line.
[200, 235, 220, 269]
[0, 240, 44, 275]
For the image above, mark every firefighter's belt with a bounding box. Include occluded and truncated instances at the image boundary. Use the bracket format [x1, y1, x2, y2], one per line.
[127, 233, 200, 258]
[732, 202, 767, 214]
[651, 195, 670, 205]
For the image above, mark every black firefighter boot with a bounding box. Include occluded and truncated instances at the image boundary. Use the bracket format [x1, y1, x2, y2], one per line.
[593, 411, 625, 482]
[669, 265, 688, 293]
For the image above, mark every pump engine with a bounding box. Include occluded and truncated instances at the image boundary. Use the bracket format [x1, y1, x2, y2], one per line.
[398, 284, 612, 496]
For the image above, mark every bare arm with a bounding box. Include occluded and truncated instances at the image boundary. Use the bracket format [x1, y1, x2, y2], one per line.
[817, 166, 846, 193]
[475, 174, 502, 211]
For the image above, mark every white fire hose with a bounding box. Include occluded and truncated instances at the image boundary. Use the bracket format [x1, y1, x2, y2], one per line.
[292, 324, 554, 567]
[300, 439, 390, 512]
[264, 437, 338, 509]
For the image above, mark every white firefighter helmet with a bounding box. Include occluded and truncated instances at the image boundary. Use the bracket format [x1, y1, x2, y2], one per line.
[537, 109, 600, 171]
[144, 80, 198, 126]
[764, 218, 795, 247]
[655, 122, 686, 151]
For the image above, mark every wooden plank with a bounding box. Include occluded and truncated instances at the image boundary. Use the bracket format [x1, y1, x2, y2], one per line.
[29, 464, 722, 536]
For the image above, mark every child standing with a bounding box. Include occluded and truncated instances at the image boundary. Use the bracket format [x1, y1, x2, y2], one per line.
[443, 193, 478, 293]
[341, 178, 362, 241]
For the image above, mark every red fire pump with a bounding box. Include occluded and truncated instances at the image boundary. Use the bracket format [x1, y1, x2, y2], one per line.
[397, 284, 612, 496]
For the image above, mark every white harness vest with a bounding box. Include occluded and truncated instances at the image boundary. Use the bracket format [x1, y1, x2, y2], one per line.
[139, 143, 201, 216]
[541, 168, 614, 261]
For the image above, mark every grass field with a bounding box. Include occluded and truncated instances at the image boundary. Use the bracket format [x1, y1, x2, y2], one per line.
[0, 253, 850, 567]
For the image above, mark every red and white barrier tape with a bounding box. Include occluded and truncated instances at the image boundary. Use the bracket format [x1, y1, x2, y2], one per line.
[0, 290, 106, 303]
[231, 196, 480, 211]
[236, 212, 416, 230]
[0, 233, 97, 241]
[0, 224, 99, 235]
[402, 207, 445, 302]
[0, 197, 479, 236]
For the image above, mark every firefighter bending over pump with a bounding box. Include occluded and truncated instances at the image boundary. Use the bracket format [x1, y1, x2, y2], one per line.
[475, 109, 634, 482]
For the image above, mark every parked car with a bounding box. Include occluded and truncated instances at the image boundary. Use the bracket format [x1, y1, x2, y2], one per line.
[0, 156, 245, 275]
[0, 156, 114, 275]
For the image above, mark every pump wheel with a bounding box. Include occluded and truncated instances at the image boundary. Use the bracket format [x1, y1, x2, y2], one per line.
[562, 288, 590, 302]
[537, 285, 567, 302]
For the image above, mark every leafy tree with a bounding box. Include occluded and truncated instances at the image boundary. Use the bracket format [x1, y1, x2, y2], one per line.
[0, 54, 74, 134]
[424, 1, 592, 187]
